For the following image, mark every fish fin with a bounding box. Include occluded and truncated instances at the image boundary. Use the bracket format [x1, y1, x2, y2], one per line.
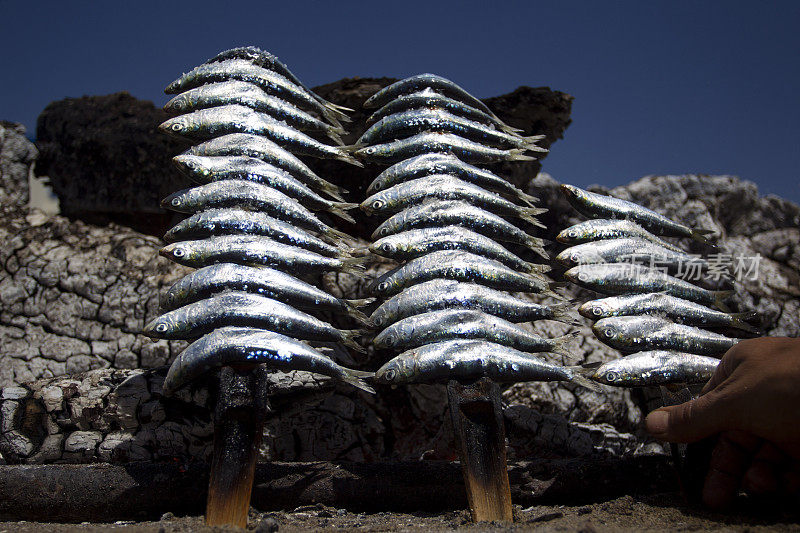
[518, 210, 547, 229]
[515, 190, 541, 207]
[338, 256, 370, 275]
[568, 367, 603, 391]
[500, 124, 526, 134]
[346, 297, 376, 308]
[729, 311, 759, 334]
[318, 182, 348, 202]
[713, 290, 734, 313]
[508, 149, 537, 162]
[523, 134, 547, 142]
[340, 329, 367, 353]
[321, 226, 352, 242]
[328, 205, 358, 224]
[336, 152, 365, 167]
[580, 361, 604, 370]
[523, 142, 549, 153]
[324, 101, 355, 113]
[690, 228, 716, 246]
[525, 262, 552, 274]
[549, 332, 581, 361]
[659, 384, 695, 407]
[521, 206, 548, 217]
[549, 302, 582, 325]
[340, 368, 376, 394]
[327, 131, 346, 146]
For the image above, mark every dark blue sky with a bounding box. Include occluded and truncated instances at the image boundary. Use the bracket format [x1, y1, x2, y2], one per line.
[2, 0, 798, 203]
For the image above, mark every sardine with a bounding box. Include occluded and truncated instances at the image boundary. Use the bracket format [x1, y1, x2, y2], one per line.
[579, 293, 758, 333]
[204, 46, 351, 115]
[366, 152, 539, 206]
[363, 74, 497, 119]
[160, 263, 371, 325]
[590, 350, 720, 387]
[159, 105, 362, 166]
[368, 250, 553, 297]
[186, 133, 345, 201]
[560, 184, 714, 245]
[356, 108, 541, 149]
[353, 132, 544, 166]
[159, 235, 365, 274]
[361, 175, 546, 228]
[555, 238, 709, 273]
[564, 264, 732, 311]
[370, 226, 540, 273]
[162, 327, 373, 396]
[144, 291, 364, 351]
[164, 80, 345, 142]
[372, 309, 577, 357]
[592, 316, 740, 355]
[370, 279, 575, 329]
[366, 87, 522, 134]
[372, 200, 546, 256]
[172, 155, 357, 221]
[373, 339, 596, 388]
[161, 180, 348, 238]
[163, 208, 345, 257]
[164, 59, 347, 126]
[556, 219, 686, 253]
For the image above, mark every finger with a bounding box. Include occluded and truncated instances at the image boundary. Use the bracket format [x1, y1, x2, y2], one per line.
[703, 432, 762, 509]
[743, 461, 779, 495]
[700, 348, 737, 395]
[646, 388, 730, 443]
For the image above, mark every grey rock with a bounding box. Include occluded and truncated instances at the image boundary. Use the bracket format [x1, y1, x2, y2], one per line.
[0, 121, 37, 208]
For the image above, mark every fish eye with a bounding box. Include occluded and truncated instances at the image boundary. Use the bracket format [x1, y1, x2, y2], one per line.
[373, 316, 384, 326]
[577, 272, 588, 282]
[592, 306, 603, 316]
[172, 247, 186, 258]
[170, 198, 181, 207]
[384, 368, 397, 381]
[383, 334, 394, 346]
[172, 99, 185, 110]
[380, 242, 394, 253]
[170, 122, 184, 132]
[603, 327, 614, 337]
[605, 371, 618, 382]
[568, 230, 577, 238]
[377, 281, 390, 292]
[372, 199, 385, 210]
[571, 253, 580, 262]
[155, 322, 169, 333]
[365, 147, 376, 155]
[379, 228, 390, 236]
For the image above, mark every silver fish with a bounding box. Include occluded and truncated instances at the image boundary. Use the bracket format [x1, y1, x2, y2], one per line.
[172, 155, 357, 221]
[186, 133, 345, 201]
[370, 226, 539, 273]
[159, 235, 365, 274]
[353, 132, 544, 166]
[372, 309, 577, 357]
[370, 279, 574, 329]
[556, 219, 686, 253]
[160, 263, 371, 325]
[164, 59, 347, 126]
[144, 291, 364, 351]
[161, 180, 347, 237]
[592, 316, 740, 355]
[204, 46, 351, 115]
[373, 339, 596, 388]
[361, 175, 546, 228]
[159, 105, 362, 165]
[564, 264, 732, 311]
[162, 327, 373, 396]
[356, 108, 541, 149]
[163, 208, 344, 257]
[372, 200, 546, 256]
[366, 87, 522, 134]
[366, 152, 539, 206]
[164, 80, 344, 141]
[591, 350, 720, 387]
[363, 74, 497, 119]
[579, 293, 758, 333]
[368, 250, 553, 297]
[555, 238, 709, 273]
[560, 184, 715, 245]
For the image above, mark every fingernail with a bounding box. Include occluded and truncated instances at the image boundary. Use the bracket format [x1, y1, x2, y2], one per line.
[646, 410, 670, 436]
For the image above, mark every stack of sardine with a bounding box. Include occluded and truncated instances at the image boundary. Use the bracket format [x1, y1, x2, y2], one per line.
[555, 184, 758, 388]
[144, 47, 374, 395]
[352, 74, 593, 389]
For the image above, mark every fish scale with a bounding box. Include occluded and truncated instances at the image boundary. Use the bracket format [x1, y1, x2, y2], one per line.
[156, 48, 372, 396]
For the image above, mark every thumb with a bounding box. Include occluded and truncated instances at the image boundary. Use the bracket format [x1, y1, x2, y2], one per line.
[645, 389, 729, 443]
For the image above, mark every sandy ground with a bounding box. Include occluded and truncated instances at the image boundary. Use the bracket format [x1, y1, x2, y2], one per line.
[2, 493, 798, 532]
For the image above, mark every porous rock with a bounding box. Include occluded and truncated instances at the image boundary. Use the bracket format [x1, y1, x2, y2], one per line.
[0, 121, 37, 207]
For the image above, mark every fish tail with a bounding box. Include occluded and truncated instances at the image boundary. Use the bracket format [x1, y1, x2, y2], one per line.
[340, 367, 376, 394]
[338, 256, 369, 275]
[321, 225, 352, 241]
[691, 228, 717, 246]
[336, 150, 365, 167]
[729, 311, 759, 334]
[328, 204, 358, 224]
[549, 302, 582, 325]
[340, 329, 367, 353]
[549, 331, 581, 361]
[515, 189, 541, 207]
[343, 304, 374, 328]
[499, 123, 525, 134]
[568, 367, 603, 391]
[508, 148, 537, 162]
[317, 180, 348, 202]
[518, 210, 548, 229]
[324, 101, 355, 114]
[327, 130, 346, 146]
[322, 104, 353, 123]
[346, 296, 376, 308]
[525, 262, 552, 274]
[713, 290, 734, 312]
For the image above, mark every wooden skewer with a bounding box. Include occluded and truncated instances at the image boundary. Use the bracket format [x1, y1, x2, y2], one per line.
[205, 365, 270, 528]
[447, 378, 513, 523]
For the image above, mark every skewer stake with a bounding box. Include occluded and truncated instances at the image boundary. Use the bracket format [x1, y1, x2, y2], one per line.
[205, 365, 270, 528]
[447, 378, 513, 523]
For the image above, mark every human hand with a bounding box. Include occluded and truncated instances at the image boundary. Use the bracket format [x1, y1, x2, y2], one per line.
[645, 337, 800, 509]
